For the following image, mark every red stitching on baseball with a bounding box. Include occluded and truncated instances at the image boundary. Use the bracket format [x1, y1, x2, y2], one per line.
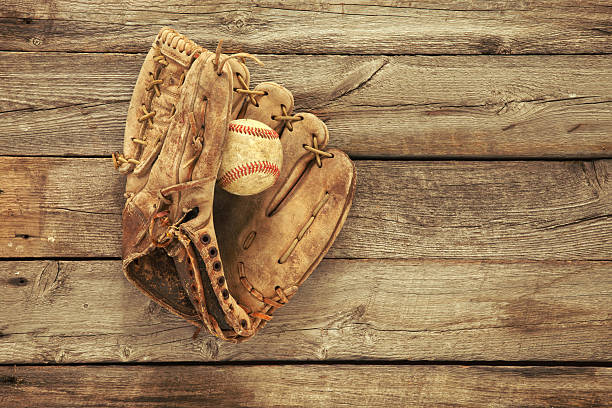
[229, 123, 279, 140]
[219, 160, 281, 188]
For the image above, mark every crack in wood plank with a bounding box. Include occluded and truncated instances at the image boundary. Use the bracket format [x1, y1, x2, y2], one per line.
[0, 100, 130, 116]
[51, 207, 122, 216]
[330, 59, 388, 101]
[540, 214, 612, 231]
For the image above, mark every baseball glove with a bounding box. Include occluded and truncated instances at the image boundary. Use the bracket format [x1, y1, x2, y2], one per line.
[114, 27, 356, 342]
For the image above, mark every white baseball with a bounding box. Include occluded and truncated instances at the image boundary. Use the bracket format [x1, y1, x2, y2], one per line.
[217, 118, 283, 196]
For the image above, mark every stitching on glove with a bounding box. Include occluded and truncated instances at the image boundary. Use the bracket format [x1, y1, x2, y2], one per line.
[112, 153, 140, 167]
[138, 104, 156, 126]
[218, 160, 281, 189]
[181, 112, 205, 180]
[271, 105, 302, 131]
[146, 73, 163, 97]
[213, 40, 264, 76]
[304, 135, 334, 168]
[269, 108, 333, 168]
[237, 262, 288, 322]
[234, 72, 266, 106]
[278, 192, 330, 264]
[112, 52, 170, 170]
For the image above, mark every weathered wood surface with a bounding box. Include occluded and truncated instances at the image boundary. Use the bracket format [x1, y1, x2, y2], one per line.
[1, 259, 610, 363]
[1, 52, 611, 158]
[1, 1, 612, 55]
[1, 365, 610, 407]
[1, 158, 610, 260]
[1, 1, 611, 404]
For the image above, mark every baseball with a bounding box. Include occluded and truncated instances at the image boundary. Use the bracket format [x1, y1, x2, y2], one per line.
[217, 118, 283, 196]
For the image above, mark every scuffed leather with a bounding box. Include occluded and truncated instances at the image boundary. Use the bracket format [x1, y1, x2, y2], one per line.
[120, 28, 241, 337]
[213, 105, 356, 341]
[119, 27, 356, 343]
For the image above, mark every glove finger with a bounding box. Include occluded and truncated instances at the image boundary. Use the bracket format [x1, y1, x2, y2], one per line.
[237, 82, 294, 134]
[266, 112, 329, 217]
[118, 27, 205, 194]
[122, 28, 210, 327]
[164, 51, 234, 337]
[237, 84, 331, 215]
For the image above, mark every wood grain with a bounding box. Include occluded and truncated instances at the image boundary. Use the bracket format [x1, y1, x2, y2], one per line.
[1, 1, 611, 55]
[0, 1, 609, 403]
[1, 259, 610, 363]
[1, 52, 611, 158]
[1, 364, 610, 407]
[1, 158, 610, 260]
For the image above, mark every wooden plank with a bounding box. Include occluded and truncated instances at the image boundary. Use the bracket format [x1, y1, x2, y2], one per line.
[1, 158, 610, 260]
[1, 1, 611, 54]
[1, 365, 610, 407]
[0, 259, 610, 363]
[1, 52, 611, 158]
[0, 158, 124, 258]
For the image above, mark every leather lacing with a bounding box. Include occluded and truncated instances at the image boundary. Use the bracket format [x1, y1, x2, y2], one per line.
[237, 192, 330, 323]
[234, 73, 265, 106]
[119, 37, 337, 338]
[213, 39, 264, 76]
[147, 207, 229, 340]
[271, 106, 333, 168]
[237, 262, 289, 322]
[231, 65, 334, 167]
[112, 52, 169, 169]
[112, 28, 204, 171]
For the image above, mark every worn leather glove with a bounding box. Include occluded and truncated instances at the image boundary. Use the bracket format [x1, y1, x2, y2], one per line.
[114, 27, 356, 342]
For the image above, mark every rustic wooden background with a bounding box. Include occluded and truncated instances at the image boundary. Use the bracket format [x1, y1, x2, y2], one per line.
[1, 1, 611, 406]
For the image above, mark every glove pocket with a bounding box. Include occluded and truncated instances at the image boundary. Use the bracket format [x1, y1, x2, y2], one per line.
[218, 148, 356, 338]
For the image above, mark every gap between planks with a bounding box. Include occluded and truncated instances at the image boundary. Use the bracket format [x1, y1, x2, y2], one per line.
[2, 360, 611, 368]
